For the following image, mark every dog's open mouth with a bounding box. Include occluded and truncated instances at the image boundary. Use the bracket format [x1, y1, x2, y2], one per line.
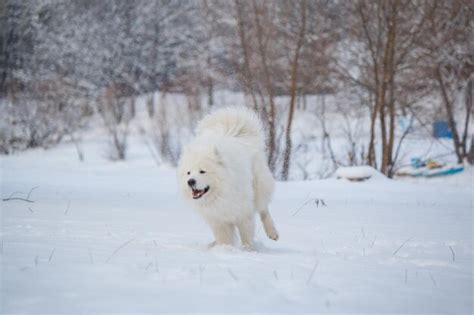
[192, 186, 209, 199]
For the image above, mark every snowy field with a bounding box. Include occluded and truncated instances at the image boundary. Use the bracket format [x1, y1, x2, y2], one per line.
[1, 131, 473, 314]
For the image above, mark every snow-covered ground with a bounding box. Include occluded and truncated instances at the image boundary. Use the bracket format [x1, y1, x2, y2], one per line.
[1, 134, 472, 314]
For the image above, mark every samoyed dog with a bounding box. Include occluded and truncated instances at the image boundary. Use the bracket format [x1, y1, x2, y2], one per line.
[177, 107, 279, 248]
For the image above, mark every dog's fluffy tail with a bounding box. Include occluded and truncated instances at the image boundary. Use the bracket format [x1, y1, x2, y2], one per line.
[196, 106, 265, 146]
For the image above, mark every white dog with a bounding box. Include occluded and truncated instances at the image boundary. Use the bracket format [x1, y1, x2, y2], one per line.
[177, 107, 279, 248]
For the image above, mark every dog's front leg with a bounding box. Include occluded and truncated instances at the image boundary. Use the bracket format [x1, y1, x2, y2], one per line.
[237, 215, 255, 249]
[209, 222, 235, 246]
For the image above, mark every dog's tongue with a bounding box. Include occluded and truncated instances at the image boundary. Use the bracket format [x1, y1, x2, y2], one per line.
[192, 189, 201, 197]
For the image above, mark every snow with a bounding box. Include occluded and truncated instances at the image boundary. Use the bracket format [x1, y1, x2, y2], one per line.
[1, 136, 473, 314]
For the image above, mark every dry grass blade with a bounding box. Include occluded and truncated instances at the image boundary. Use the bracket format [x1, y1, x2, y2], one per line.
[306, 260, 319, 285]
[449, 245, 455, 262]
[392, 237, 413, 256]
[106, 238, 135, 262]
[227, 268, 238, 281]
[64, 200, 71, 215]
[2, 186, 38, 203]
[48, 248, 56, 262]
[293, 198, 327, 216]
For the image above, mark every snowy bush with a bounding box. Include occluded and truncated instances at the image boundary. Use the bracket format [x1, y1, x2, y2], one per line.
[97, 85, 135, 161]
[0, 79, 92, 154]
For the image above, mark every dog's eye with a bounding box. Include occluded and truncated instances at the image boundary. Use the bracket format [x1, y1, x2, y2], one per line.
[200, 170, 206, 174]
[187, 171, 190, 175]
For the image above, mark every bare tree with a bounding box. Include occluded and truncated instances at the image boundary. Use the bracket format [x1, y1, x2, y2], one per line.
[418, 0, 473, 164]
[251, 0, 279, 171]
[231, 0, 282, 172]
[98, 84, 134, 160]
[337, 0, 435, 177]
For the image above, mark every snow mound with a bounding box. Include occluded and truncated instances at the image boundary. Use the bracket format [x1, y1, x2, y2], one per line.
[335, 166, 387, 181]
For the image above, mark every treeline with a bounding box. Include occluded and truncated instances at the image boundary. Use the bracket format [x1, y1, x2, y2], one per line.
[0, 0, 472, 177]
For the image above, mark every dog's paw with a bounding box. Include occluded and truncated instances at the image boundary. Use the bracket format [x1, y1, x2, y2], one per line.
[207, 241, 217, 249]
[241, 243, 256, 251]
[266, 229, 279, 241]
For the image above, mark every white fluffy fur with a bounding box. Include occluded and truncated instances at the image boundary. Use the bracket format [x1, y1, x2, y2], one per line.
[177, 107, 279, 248]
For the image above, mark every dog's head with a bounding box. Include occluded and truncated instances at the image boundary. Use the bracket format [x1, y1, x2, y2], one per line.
[177, 145, 224, 204]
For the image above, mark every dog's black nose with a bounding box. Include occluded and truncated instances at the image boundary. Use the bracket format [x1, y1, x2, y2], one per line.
[187, 179, 196, 187]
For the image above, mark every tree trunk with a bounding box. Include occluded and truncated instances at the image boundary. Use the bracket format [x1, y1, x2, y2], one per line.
[235, 0, 259, 112]
[252, 0, 276, 172]
[367, 95, 378, 167]
[281, 0, 307, 180]
[467, 134, 474, 164]
[358, 2, 380, 169]
[130, 97, 136, 119]
[147, 94, 155, 117]
[461, 79, 472, 159]
[437, 65, 464, 163]
[207, 70, 214, 107]
[379, 0, 399, 175]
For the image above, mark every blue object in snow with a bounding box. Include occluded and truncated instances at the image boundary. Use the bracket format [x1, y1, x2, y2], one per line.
[410, 157, 425, 168]
[433, 120, 452, 139]
[423, 165, 464, 177]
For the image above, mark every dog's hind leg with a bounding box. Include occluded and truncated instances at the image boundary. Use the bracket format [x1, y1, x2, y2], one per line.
[252, 155, 279, 241]
[259, 210, 279, 241]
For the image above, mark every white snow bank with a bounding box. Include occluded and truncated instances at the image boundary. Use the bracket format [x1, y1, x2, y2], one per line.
[335, 165, 388, 181]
